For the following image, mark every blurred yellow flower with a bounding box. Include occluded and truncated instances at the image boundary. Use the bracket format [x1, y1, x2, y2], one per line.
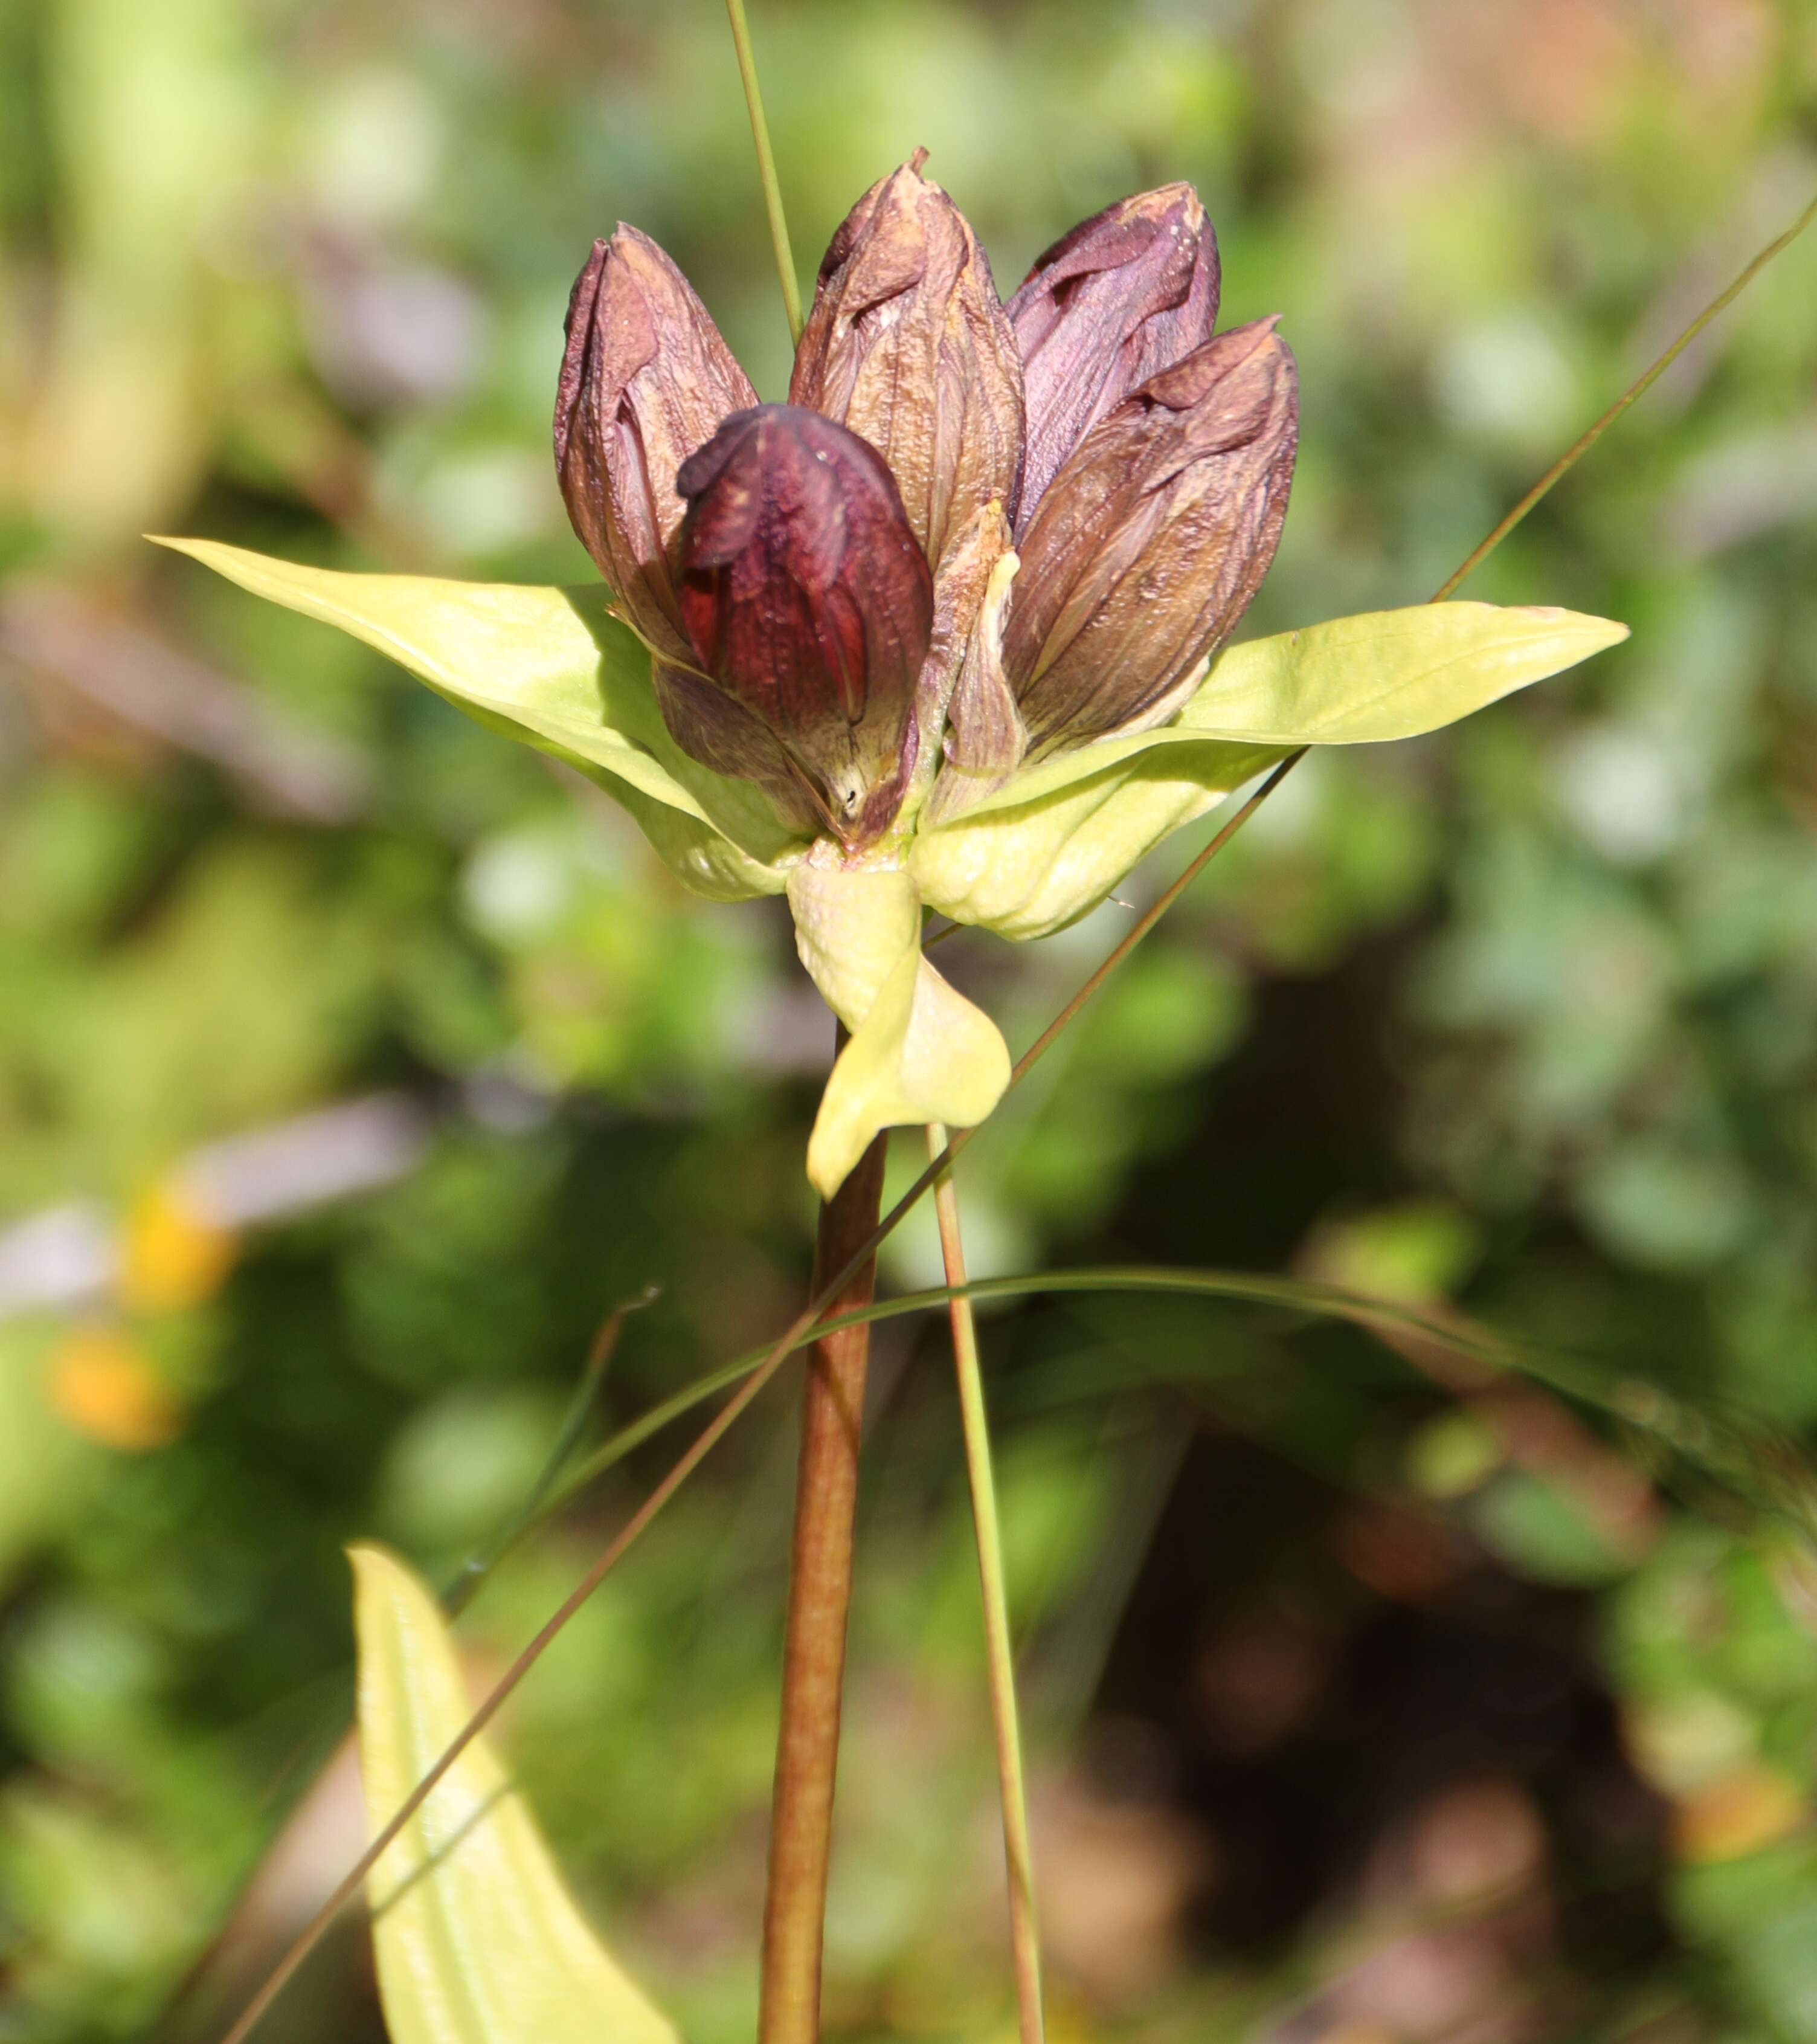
[48, 1326, 184, 1452]
[117, 1179, 237, 1314]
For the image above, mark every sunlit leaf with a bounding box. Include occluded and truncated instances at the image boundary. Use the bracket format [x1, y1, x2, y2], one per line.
[911, 602, 1624, 939]
[1178, 602, 1629, 743]
[785, 864, 1011, 1194]
[154, 540, 804, 899]
[807, 946, 1012, 1198]
[943, 602, 1628, 822]
[350, 1543, 679, 2044]
[910, 741, 1284, 940]
[786, 863, 923, 1033]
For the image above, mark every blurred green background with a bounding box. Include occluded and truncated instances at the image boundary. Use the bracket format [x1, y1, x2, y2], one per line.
[5, 0, 1817, 2039]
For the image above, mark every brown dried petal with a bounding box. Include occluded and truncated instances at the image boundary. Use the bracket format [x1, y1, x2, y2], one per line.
[651, 663, 820, 837]
[912, 503, 1009, 746]
[925, 541, 1026, 824]
[1008, 183, 1220, 531]
[791, 158, 1023, 569]
[895, 501, 1016, 820]
[677, 404, 934, 842]
[555, 226, 756, 658]
[1003, 317, 1298, 755]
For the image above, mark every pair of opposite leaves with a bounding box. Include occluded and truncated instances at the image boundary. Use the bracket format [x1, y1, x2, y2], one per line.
[161, 539, 1627, 1198]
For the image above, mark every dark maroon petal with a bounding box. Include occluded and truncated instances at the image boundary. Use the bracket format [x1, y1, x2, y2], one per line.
[676, 405, 934, 842]
[791, 156, 1023, 569]
[1008, 182, 1219, 530]
[1003, 318, 1298, 754]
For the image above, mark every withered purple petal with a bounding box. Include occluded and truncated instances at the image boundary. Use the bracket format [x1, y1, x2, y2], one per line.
[677, 405, 934, 842]
[1008, 182, 1220, 531]
[1003, 317, 1298, 755]
[554, 226, 756, 659]
[650, 663, 820, 837]
[791, 156, 1024, 569]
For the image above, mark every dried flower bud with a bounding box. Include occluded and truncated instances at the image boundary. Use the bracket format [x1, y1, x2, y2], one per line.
[1008, 183, 1219, 530]
[555, 226, 756, 658]
[791, 155, 1023, 569]
[677, 404, 934, 841]
[1003, 317, 1298, 755]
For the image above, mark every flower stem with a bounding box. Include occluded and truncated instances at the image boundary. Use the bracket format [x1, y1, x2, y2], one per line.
[926, 1126, 1045, 2044]
[759, 1124, 888, 2044]
[722, 0, 803, 346]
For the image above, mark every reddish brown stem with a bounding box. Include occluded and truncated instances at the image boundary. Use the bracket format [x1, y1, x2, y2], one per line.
[758, 1126, 889, 2044]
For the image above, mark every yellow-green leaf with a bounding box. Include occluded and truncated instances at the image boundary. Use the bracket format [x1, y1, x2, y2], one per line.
[1179, 602, 1628, 744]
[910, 741, 1284, 942]
[786, 863, 1011, 1194]
[807, 947, 1011, 1198]
[155, 538, 804, 899]
[910, 600, 1626, 941]
[786, 863, 922, 1031]
[350, 1543, 679, 2044]
[941, 601, 1627, 824]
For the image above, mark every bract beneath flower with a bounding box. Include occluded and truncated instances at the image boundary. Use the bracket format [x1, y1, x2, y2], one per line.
[912, 599, 1629, 938]
[786, 861, 1010, 1196]
[910, 737, 1284, 940]
[155, 538, 808, 901]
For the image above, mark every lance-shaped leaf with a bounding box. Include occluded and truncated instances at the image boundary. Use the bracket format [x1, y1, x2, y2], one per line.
[786, 862, 1010, 1195]
[1177, 601, 1630, 744]
[931, 601, 1630, 822]
[350, 1543, 679, 2044]
[912, 600, 1628, 940]
[155, 539, 806, 899]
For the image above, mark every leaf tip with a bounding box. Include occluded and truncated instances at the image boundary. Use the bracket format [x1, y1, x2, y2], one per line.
[1516, 602, 1631, 650]
[806, 1143, 856, 1203]
[146, 534, 227, 571]
[346, 1539, 415, 1616]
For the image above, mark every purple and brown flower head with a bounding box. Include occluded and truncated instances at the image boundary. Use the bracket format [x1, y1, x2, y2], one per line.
[552, 157, 1298, 850]
[167, 158, 1627, 1196]
[675, 405, 933, 842]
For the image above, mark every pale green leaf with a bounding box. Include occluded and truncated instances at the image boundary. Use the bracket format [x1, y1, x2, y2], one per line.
[785, 863, 921, 1031]
[910, 741, 1284, 941]
[785, 863, 1011, 1193]
[155, 538, 803, 899]
[1178, 602, 1629, 744]
[910, 599, 1624, 941]
[350, 1543, 679, 2044]
[806, 946, 1011, 1198]
[940, 601, 1627, 822]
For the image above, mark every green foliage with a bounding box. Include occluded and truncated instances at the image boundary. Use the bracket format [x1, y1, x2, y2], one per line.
[159, 540, 802, 893]
[351, 1542, 678, 2044]
[786, 862, 1011, 1194]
